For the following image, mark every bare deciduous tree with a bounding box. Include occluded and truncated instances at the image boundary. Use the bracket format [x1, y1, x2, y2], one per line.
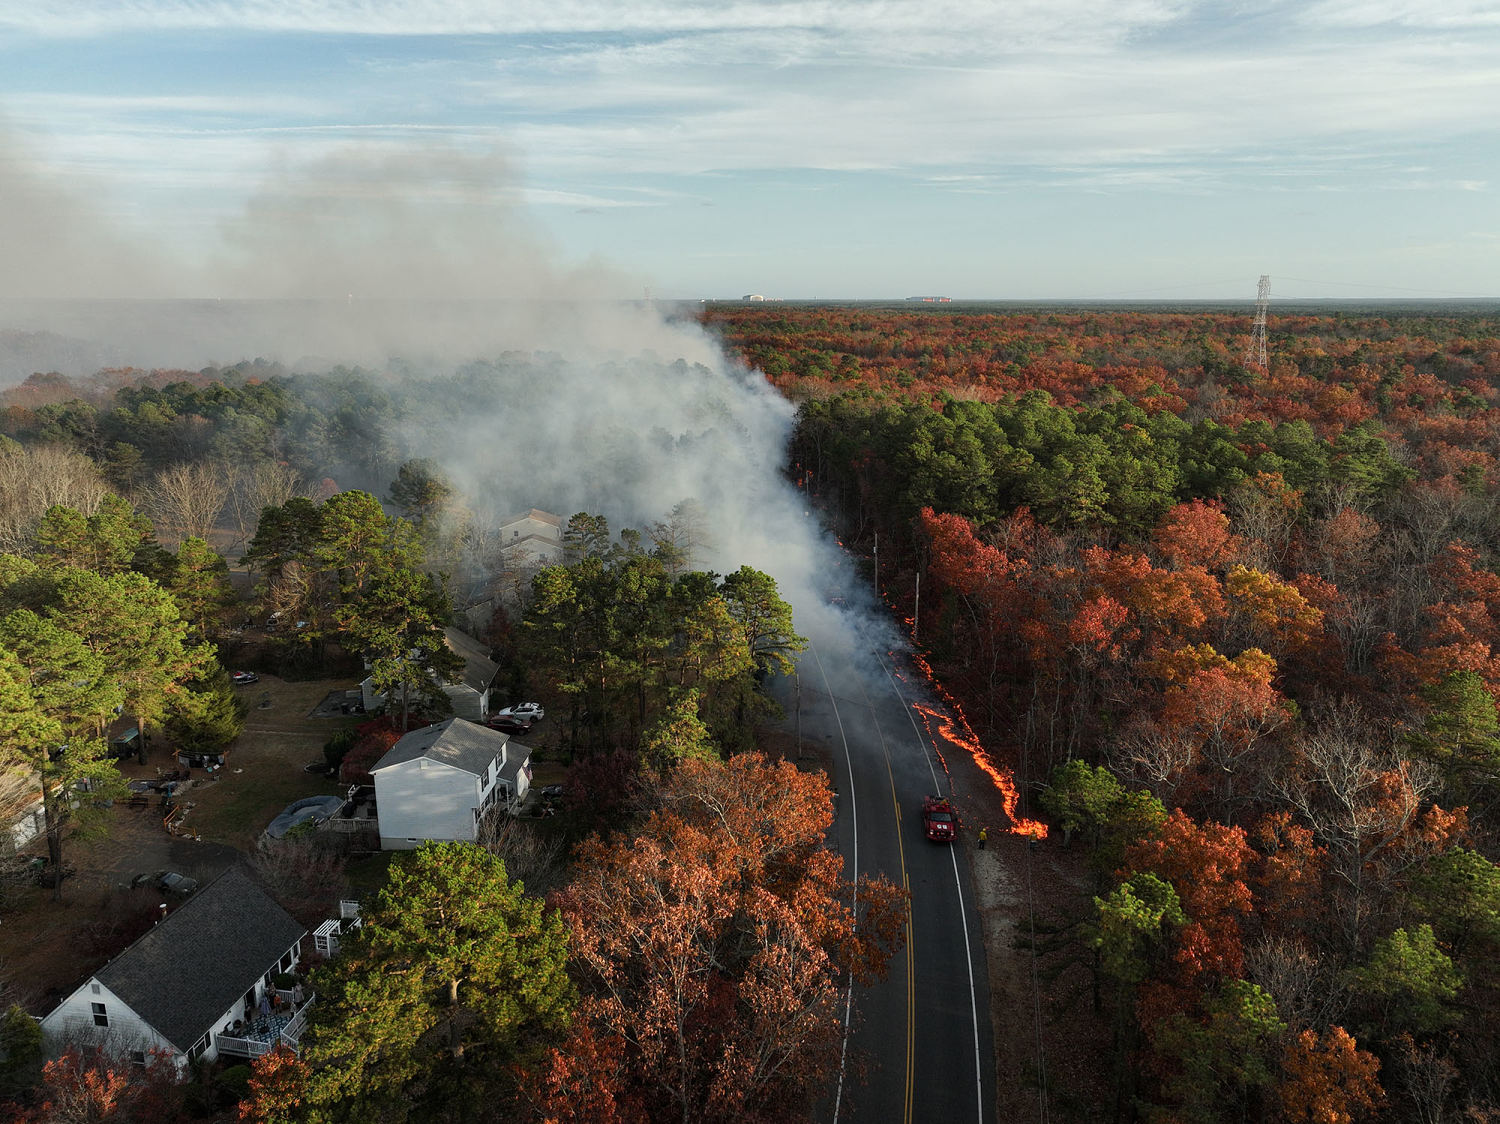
[142, 462, 228, 547]
[0, 444, 109, 552]
[1243, 935, 1347, 1033]
[226, 460, 304, 552]
[477, 811, 568, 898]
[248, 835, 349, 930]
[1108, 717, 1195, 808]
[1391, 1034, 1459, 1124]
[1275, 698, 1444, 952]
[262, 560, 316, 632]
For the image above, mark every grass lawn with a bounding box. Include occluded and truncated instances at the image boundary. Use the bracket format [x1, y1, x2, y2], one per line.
[187, 766, 345, 851]
[186, 674, 362, 850]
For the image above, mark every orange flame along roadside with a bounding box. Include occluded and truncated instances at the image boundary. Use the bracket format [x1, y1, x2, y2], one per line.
[904, 652, 1048, 841]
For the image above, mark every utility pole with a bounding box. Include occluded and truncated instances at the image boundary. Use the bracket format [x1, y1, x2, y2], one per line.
[873, 530, 879, 599]
[795, 669, 803, 759]
[913, 569, 921, 642]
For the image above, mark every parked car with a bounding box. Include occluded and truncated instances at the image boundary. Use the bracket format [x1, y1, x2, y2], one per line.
[485, 716, 531, 734]
[133, 870, 198, 896]
[495, 702, 544, 722]
[231, 670, 259, 685]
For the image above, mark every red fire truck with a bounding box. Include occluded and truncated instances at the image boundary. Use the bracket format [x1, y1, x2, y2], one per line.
[921, 795, 959, 842]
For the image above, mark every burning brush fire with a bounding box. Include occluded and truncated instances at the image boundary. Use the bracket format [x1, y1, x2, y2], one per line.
[904, 650, 1048, 841]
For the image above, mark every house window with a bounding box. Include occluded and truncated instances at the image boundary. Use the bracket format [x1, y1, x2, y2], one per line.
[129, 1051, 147, 1067]
[188, 1034, 209, 1061]
[91, 1002, 108, 1028]
[89, 982, 101, 995]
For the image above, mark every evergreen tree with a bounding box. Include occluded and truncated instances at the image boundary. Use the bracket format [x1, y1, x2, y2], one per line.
[298, 843, 574, 1122]
[164, 667, 247, 754]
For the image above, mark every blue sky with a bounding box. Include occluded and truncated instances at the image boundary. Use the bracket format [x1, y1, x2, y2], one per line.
[1, 1, 1497, 300]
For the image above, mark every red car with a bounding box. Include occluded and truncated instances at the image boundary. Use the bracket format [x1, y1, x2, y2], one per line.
[921, 795, 959, 842]
[485, 716, 531, 735]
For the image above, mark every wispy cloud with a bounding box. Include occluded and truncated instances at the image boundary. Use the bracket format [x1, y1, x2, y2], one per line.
[0, 1, 1187, 48]
[2, 0, 1496, 297]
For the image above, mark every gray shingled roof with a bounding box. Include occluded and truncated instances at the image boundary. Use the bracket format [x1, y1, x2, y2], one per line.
[497, 746, 531, 790]
[372, 717, 507, 778]
[94, 867, 306, 1053]
[443, 627, 499, 694]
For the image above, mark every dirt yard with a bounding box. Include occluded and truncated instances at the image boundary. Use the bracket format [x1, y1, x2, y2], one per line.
[0, 673, 360, 1010]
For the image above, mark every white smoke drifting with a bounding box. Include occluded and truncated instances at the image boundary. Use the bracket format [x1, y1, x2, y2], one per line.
[0, 129, 885, 656]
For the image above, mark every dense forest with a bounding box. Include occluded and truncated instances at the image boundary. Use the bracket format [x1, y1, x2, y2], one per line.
[4, 300, 1500, 1120]
[0, 346, 897, 1121]
[702, 303, 1500, 1123]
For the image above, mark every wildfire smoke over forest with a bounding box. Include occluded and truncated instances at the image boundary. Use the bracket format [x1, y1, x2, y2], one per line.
[0, 135, 878, 653]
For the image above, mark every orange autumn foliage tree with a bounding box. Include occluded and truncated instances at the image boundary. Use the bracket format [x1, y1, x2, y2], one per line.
[21, 1047, 182, 1123]
[1156, 647, 1291, 820]
[1083, 546, 1226, 658]
[1251, 811, 1329, 935]
[239, 1045, 310, 1124]
[1152, 499, 1246, 572]
[1127, 810, 1256, 988]
[543, 753, 907, 1124]
[1277, 1027, 1383, 1124]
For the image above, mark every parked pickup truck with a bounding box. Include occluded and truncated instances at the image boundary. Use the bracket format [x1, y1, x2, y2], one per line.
[921, 795, 959, 842]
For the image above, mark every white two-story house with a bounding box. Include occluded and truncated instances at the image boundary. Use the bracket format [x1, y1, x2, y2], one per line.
[371, 718, 531, 850]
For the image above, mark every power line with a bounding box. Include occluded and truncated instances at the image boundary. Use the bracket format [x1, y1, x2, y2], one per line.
[1274, 275, 1492, 298]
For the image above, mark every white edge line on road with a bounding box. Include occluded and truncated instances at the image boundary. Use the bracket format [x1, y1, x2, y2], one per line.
[811, 644, 859, 1124]
[879, 652, 987, 1124]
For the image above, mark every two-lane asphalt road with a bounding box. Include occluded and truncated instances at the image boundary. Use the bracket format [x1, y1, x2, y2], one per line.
[780, 639, 996, 1124]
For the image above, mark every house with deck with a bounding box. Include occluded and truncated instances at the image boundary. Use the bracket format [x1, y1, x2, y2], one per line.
[371, 717, 531, 850]
[39, 867, 308, 1069]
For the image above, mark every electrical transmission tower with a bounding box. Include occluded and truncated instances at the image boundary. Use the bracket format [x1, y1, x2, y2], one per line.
[1245, 274, 1270, 372]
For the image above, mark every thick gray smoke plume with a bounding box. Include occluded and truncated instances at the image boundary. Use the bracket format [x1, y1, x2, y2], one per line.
[0, 130, 882, 655]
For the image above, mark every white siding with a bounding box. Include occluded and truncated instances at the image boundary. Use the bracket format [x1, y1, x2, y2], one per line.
[360, 676, 384, 713]
[40, 941, 303, 1071]
[497, 751, 532, 810]
[496, 512, 563, 568]
[40, 980, 183, 1070]
[374, 757, 492, 850]
[5, 798, 44, 855]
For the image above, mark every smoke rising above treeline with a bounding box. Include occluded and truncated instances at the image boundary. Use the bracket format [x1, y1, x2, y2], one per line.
[0, 125, 871, 651]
